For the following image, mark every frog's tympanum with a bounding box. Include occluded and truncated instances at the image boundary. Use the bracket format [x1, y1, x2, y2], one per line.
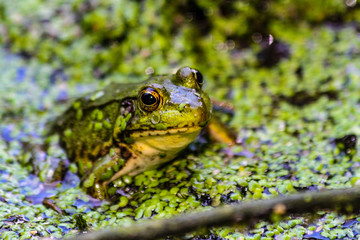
[53, 67, 212, 199]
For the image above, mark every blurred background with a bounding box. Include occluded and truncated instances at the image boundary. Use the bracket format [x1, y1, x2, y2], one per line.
[0, 0, 359, 82]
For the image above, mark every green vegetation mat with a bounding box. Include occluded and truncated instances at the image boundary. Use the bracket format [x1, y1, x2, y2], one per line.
[1, 0, 360, 239]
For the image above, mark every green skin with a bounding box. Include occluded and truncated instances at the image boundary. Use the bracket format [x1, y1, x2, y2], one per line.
[54, 67, 212, 199]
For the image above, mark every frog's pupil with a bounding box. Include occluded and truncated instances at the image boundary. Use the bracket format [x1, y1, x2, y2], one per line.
[142, 92, 156, 105]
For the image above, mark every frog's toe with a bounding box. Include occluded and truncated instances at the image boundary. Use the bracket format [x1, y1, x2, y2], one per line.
[87, 182, 108, 200]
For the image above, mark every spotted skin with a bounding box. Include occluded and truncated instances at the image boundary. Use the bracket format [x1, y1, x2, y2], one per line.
[53, 67, 212, 199]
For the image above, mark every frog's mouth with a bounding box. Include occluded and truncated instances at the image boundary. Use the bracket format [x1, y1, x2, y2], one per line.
[128, 125, 202, 139]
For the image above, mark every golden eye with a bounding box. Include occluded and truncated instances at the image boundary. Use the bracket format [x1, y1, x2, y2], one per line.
[192, 69, 203, 88]
[139, 88, 161, 112]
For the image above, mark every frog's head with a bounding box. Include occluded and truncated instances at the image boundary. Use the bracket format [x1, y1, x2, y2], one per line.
[122, 67, 212, 155]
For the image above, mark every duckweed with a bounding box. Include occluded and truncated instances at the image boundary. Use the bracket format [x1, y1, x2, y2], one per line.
[1, 1, 360, 239]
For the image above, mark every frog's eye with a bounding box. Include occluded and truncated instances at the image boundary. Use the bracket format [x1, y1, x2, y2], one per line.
[139, 88, 161, 112]
[192, 69, 203, 88]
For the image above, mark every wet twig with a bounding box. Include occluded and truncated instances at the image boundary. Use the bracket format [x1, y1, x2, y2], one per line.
[68, 187, 360, 240]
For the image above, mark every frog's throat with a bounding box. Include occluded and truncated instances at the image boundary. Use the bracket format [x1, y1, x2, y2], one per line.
[106, 126, 201, 184]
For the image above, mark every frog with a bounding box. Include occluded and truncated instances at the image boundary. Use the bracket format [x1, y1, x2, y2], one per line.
[52, 66, 212, 199]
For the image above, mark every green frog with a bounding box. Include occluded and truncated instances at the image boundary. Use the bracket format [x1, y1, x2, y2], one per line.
[52, 67, 212, 199]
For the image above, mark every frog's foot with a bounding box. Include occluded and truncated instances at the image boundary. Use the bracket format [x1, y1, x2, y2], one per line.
[81, 171, 110, 200]
[88, 182, 108, 200]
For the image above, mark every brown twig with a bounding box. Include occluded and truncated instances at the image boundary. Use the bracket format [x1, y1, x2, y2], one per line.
[68, 187, 360, 240]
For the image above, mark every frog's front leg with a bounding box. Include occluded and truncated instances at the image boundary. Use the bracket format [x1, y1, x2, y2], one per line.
[80, 147, 122, 199]
[80, 144, 136, 199]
